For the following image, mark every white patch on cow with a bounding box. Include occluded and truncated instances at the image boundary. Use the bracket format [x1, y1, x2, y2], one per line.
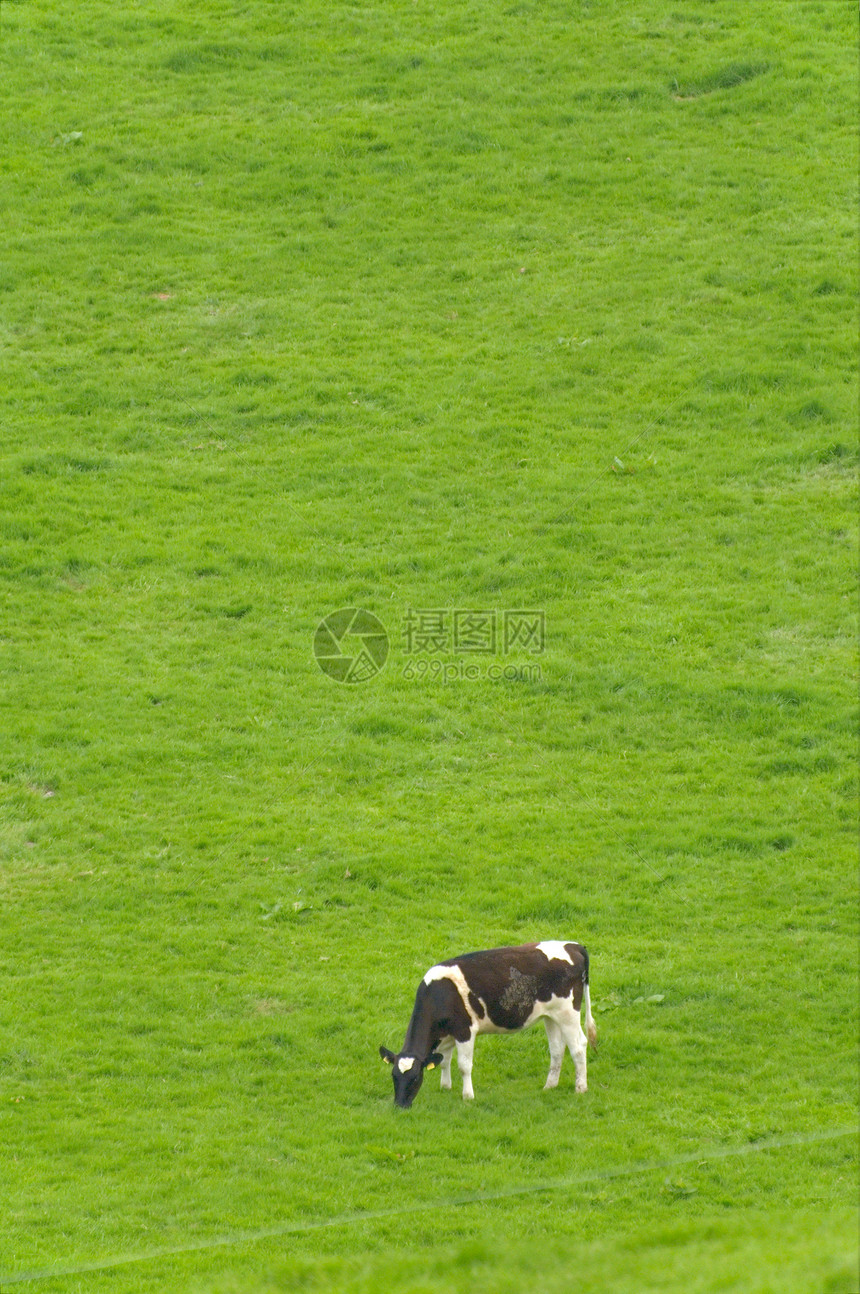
[536, 940, 574, 965]
[423, 963, 484, 1027]
[397, 1056, 415, 1074]
[423, 962, 456, 987]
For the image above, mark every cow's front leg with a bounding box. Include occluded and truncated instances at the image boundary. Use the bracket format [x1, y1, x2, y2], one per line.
[455, 1033, 476, 1100]
[438, 1039, 455, 1092]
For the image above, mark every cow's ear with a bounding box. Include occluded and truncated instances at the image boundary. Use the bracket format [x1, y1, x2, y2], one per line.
[423, 1051, 444, 1071]
[379, 1046, 396, 1065]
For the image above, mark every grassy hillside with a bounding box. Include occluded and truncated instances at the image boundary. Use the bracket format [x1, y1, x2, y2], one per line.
[0, 1, 856, 1290]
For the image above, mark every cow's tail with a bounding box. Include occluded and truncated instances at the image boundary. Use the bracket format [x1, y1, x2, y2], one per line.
[581, 946, 597, 1050]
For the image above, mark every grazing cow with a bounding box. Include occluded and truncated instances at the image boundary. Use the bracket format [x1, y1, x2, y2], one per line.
[379, 941, 597, 1108]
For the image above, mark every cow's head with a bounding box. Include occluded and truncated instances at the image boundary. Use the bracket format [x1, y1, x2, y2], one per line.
[379, 1046, 443, 1108]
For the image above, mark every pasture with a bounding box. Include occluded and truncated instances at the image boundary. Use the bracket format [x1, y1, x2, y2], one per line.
[0, 1, 857, 1290]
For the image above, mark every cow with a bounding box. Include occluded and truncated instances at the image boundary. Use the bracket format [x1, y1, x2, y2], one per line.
[379, 940, 597, 1108]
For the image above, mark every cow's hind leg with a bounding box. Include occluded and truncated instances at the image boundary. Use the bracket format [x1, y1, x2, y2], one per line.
[543, 1017, 565, 1090]
[558, 1006, 588, 1093]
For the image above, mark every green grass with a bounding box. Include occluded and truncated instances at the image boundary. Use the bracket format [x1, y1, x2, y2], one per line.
[0, 1, 857, 1290]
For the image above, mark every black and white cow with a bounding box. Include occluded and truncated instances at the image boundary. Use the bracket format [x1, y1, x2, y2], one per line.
[379, 941, 597, 1108]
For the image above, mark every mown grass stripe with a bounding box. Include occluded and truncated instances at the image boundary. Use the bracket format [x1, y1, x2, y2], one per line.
[1, 1127, 852, 1287]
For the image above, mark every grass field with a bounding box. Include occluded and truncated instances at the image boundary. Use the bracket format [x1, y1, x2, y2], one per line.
[1, 1, 857, 1290]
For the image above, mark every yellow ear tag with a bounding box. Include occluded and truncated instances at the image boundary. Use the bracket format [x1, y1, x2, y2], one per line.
[426, 1063, 436, 1071]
